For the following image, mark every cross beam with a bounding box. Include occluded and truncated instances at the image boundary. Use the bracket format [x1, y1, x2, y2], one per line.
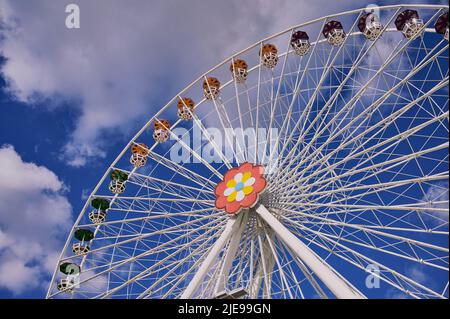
[256, 205, 365, 299]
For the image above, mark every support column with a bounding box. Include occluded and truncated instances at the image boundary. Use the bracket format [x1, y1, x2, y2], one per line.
[181, 213, 244, 299]
[256, 204, 365, 299]
[214, 212, 249, 295]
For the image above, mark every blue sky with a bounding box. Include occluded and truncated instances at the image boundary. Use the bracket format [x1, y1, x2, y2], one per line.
[0, 0, 447, 298]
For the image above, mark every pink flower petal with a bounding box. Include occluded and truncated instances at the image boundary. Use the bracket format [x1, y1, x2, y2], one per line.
[239, 162, 253, 173]
[215, 196, 227, 209]
[253, 178, 267, 193]
[241, 192, 257, 208]
[251, 165, 265, 177]
[226, 201, 241, 214]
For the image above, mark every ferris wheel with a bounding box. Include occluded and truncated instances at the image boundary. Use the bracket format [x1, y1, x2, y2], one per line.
[47, 4, 449, 299]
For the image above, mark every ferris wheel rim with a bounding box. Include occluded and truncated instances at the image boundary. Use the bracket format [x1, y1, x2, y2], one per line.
[47, 3, 449, 299]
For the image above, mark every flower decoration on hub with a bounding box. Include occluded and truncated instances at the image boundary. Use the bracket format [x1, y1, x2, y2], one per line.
[215, 162, 267, 215]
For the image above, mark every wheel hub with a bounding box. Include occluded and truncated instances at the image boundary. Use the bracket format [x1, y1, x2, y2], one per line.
[214, 162, 267, 215]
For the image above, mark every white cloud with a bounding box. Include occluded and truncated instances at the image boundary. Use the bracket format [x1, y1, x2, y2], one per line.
[0, 258, 40, 293]
[0, 0, 359, 166]
[0, 145, 72, 295]
[422, 181, 449, 223]
[0, 0, 446, 299]
[80, 188, 90, 201]
[406, 265, 428, 284]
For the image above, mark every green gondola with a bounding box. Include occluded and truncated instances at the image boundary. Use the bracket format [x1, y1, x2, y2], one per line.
[74, 228, 95, 242]
[59, 262, 81, 275]
[110, 170, 129, 182]
[91, 198, 110, 210]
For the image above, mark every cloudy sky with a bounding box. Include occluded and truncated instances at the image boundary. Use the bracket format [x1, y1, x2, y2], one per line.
[0, 0, 446, 298]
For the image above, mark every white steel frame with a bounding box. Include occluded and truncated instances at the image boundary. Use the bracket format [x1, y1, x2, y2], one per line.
[47, 4, 449, 299]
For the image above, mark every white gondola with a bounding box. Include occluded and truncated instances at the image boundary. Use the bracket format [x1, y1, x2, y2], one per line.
[203, 77, 221, 100]
[396, 10, 424, 39]
[108, 179, 125, 194]
[323, 21, 346, 46]
[130, 153, 147, 167]
[434, 12, 449, 41]
[230, 59, 249, 83]
[72, 243, 90, 256]
[403, 18, 424, 39]
[177, 97, 195, 120]
[291, 31, 311, 56]
[260, 44, 278, 68]
[359, 13, 383, 41]
[130, 143, 149, 168]
[153, 120, 171, 143]
[88, 210, 107, 224]
[57, 279, 75, 292]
